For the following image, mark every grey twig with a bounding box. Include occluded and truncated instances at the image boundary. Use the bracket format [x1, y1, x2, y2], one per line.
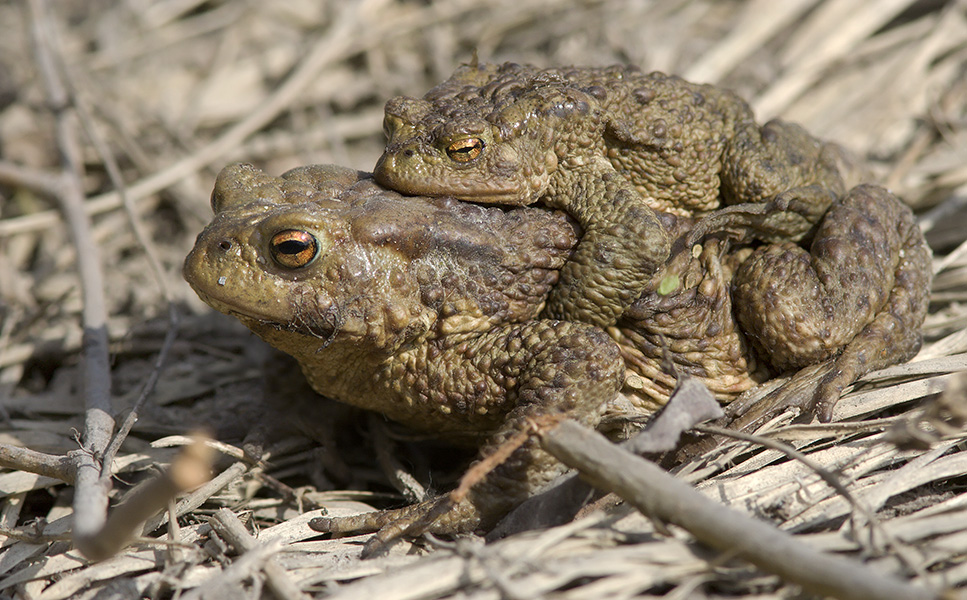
[27, 0, 115, 551]
[0, 443, 74, 483]
[540, 419, 939, 600]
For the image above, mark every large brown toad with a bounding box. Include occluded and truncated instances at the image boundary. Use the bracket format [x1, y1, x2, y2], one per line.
[374, 61, 851, 329]
[184, 163, 929, 544]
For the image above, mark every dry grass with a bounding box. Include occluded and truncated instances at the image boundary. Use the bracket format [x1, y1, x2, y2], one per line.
[1, 0, 967, 598]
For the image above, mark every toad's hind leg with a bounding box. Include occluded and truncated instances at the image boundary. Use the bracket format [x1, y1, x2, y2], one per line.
[732, 184, 931, 422]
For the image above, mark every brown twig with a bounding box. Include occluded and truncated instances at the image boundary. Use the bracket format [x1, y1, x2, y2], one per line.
[449, 428, 533, 505]
[28, 0, 116, 550]
[540, 419, 939, 600]
[77, 437, 215, 561]
[209, 508, 312, 600]
[142, 460, 249, 535]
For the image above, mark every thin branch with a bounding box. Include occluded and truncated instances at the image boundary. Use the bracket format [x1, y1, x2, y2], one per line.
[0, 525, 71, 545]
[0, 442, 75, 483]
[28, 0, 115, 546]
[0, 160, 61, 197]
[539, 419, 939, 600]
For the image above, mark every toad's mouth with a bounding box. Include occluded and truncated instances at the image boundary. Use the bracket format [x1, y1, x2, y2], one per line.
[183, 247, 308, 329]
[188, 286, 284, 326]
[387, 179, 527, 207]
[380, 175, 522, 204]
[189, 283, 349, 345]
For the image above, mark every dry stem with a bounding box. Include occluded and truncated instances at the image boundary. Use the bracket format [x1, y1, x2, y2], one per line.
[0, 443, 74, 483]
[540, 419, 940, 600]
[28, 0, 116, 550]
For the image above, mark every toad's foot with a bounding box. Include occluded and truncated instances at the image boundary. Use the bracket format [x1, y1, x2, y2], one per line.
[310, 496, 476, 557]
[687, 117, 852, 248]
[685, 183, 838, 248]
[723, 361, 836, 431]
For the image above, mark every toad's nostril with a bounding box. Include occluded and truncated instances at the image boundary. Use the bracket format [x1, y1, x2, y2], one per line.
[217, 240, 232, 252]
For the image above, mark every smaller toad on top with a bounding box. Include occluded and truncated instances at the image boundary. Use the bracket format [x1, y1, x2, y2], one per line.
[374, 61, 849, 327]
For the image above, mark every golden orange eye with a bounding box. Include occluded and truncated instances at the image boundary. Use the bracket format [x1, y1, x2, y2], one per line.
[445, 138, 484, 162]
[270, 230, 318, 269]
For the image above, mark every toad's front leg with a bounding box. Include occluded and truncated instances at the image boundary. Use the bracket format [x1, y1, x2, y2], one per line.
[543, 158, 670, 328]
[731, 184, 931, 424]
[310, 320, 624, 551]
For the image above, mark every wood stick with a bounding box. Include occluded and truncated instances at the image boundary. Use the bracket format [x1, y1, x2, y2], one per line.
[540, 419, 940, 600]
[0, 443, 75, 483]
[27, 0, 116, 549]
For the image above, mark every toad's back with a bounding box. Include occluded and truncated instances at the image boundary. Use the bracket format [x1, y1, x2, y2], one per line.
[417, 62, 750, 215]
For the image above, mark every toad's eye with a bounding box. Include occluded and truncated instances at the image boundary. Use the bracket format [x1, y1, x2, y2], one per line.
[445, 138, 484, 162]
[270, 230, 318, 269]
